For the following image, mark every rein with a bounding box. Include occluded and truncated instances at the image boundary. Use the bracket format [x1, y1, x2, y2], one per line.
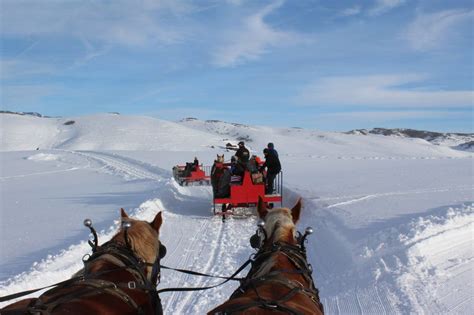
[213, 223, 324, 315]
[1, 219, 322, 314]
[0, 218, 247, 305]
[0, 260, 250, 304]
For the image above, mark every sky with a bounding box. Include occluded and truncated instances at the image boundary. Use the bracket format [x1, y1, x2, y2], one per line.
[1, 0, 473, 132]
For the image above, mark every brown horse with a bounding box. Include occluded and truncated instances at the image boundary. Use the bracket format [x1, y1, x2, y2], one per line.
[208, 197, 324, 314]
[1, 209, 166, 315]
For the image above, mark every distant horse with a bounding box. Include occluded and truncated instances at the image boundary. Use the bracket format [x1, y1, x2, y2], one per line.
[208, 197, 324, 314]
[1, 209, 166, 315]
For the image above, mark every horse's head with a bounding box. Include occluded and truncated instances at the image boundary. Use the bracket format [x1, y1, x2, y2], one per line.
[208, 198, 324, 315]
[215, 154, 224, 163]
[111, 208, 165, 283]
[256, 197, 302, 246]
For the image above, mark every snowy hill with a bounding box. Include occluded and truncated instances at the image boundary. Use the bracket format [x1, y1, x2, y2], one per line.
[179, 117, 470, 159]
[0, 113, 472, 314]
[346, 127, 473, 148]
[0, 113, 223, 151]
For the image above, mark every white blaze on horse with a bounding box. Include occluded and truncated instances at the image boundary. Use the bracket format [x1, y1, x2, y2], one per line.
[208, 197, 324, 314]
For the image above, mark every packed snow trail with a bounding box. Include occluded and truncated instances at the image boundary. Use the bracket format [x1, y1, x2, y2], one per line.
[1, 149, 472, 314]
[71, 150, 167, 182]
[0, 151, 309, 313]
[62, 151, 259, 313]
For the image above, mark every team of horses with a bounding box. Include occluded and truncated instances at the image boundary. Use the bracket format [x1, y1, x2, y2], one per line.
[1, 199, 323, 314]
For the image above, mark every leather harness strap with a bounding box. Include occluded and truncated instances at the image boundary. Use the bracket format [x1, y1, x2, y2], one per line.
[18, 241, 159, 315]
[25, 279, 143, 315]
[216, 241, 323, 315]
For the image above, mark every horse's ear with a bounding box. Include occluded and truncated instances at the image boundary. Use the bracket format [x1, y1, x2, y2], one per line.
[151, 211, 163, 232]
[291, 198, 302, 223]
[120, 208, 129, 219]
[257, 196, 268, 218]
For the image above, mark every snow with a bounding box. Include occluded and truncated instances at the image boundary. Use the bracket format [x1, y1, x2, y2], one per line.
[26, 153, 61, 161]
[0, 113, 473, 314]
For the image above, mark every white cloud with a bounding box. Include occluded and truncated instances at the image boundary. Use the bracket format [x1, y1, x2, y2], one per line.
[1, 84, 58, 105]
[368, 0, 406, 16]
[403, 9, 474, 51]
[0, 1, 190, 46]
[226, 0, 245, 5]
[340, 6, 362, 17]
[297, 74, 473, 108]
[212, 0, 302, 67]
[317, 110, 468, 122]
[0, 59, 56, 80]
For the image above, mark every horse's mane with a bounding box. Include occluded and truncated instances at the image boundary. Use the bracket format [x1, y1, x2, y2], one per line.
[263, 208, 297, 245]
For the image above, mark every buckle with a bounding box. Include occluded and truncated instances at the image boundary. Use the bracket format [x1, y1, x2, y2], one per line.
[82, 254, 91, 263]
[128, 281, 137, 289]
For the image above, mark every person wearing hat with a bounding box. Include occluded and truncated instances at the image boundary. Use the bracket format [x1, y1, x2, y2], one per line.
[261, 147, 281, 194]
[235, 141, 250, 163]
[267, 142, 279, 158]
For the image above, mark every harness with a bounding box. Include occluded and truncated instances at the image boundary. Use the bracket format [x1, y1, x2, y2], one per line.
[212, 223, 324, 315]
[1, 219, 167, 315]
[2, 218, 324, 315]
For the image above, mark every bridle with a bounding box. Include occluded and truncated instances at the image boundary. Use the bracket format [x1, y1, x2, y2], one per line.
[83, 219, 167, 290]
[2, 217, 322, 315]
[216, 220, 324, 315]
[1, 219, 168, 315]
[119, 220, 167, 285]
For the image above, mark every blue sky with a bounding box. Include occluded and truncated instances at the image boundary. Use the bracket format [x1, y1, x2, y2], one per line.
[1, 0, 473, 132]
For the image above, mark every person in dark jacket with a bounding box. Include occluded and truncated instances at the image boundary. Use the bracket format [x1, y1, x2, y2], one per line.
[216, 168, 231, 198]
[261, 148, 281, 194]
[267, 142, 279, 158]
[230, 156, 245, 177]
[235, 141, 250, 163]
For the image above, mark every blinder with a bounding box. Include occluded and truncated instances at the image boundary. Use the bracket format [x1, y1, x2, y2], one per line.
[249, 219, 314, 251]
[150, 241, 167, 284]
[159, 243, 167, 259]
[249, 233, 261, 249]
[250, 219, 267, 249]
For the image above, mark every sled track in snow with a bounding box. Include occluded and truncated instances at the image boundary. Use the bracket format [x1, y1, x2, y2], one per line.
[73, 151, 404, 314]
[303, 197, 404, 314]
[53, 150, 468, 314]
[167, 219, 227, 314]
[316, 186, 474, 209]
[161, 218, 215, 313]
[65, 150, 246, 313]
[72, 150, 167, 182]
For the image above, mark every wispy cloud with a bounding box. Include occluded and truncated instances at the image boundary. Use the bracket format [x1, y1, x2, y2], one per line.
[403, 9, 474, 51]
[0, 59, 56, 80]
[368, 0, 406, 16]
[1, 84, 59, 105]
[308, 110, 472, 131]
[212, 0, 302, 67]
[297, 74, 473, 108]
[0, 1, 190, 46]
[339, 6, 362, 17]
[317, 110, 468, 122]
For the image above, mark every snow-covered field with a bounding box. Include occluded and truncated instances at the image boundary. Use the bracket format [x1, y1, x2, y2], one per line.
[0, 113, 472, 314]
